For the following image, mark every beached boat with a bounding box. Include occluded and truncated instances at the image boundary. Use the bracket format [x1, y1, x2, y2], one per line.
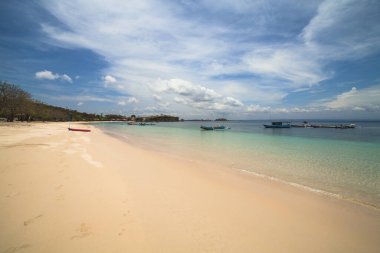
[264, 122, 291, 128]
[68, 127, 91, 132]
[200, 125, 227, 130]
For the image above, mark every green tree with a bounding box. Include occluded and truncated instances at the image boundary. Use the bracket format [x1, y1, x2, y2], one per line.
[0, 81, 32, 121]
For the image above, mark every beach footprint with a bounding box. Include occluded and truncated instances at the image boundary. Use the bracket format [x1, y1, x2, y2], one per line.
[23, 214, 43, 226]
[55, 184, 63, 190]
[118, 210, 133, 236]
[5, 191, 20, 198]
[55, 194, 65, 201]
[70, 223, 92, 240]
[3, 244, 31, 253]
[118, 227, 126, 236]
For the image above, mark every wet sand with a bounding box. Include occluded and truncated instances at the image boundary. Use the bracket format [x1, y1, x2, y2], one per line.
[0, 122, 379, 252]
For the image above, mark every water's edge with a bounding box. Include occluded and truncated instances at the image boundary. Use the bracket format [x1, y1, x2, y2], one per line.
[96, 125, 380, 211]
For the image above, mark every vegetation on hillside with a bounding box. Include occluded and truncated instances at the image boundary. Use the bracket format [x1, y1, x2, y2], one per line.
[0, 81, 127, 122]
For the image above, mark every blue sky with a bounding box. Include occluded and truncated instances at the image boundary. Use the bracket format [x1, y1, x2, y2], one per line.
[1, 0, 380, 119]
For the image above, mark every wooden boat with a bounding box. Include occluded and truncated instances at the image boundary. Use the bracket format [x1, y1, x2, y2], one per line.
[264, 122, 291, 128]
[200, 125, 227, 130]
[312, 124, 355, 129]
[139, 122, 156, 126]
[68, 127, 91, 132]
[213, 125, 226, 130]
[311, 125, 336, 128]
[291, 121, 312, 128]
[336, 124, 356, 129]
[200, 125, 214, 130]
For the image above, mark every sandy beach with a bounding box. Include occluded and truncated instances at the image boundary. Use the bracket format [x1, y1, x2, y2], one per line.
[0, 122, 379, 253]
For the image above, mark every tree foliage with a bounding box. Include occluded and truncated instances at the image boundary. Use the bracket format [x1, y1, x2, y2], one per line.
[0, 81, 127, 122]
[0, 81, 32, 121]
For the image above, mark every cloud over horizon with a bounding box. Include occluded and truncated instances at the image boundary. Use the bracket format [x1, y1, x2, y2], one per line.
[35, 70, 73, 83]
[1, 0, 379, 118]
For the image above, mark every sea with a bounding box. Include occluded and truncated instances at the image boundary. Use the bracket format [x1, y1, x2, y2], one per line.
[93, 120, 380, 209]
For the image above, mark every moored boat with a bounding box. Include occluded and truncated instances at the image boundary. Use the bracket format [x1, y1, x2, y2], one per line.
[200, 125, 214, 130]
[312, 123, 356, 129]
[200, 125, 227, 130]
[213, 125, 226, 130]
[291, 121, 312, 128]
[138, 122, 156, 126]
[264, 122, 291, 128]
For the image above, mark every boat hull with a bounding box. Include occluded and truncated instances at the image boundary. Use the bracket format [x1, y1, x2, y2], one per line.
[200, 125, 226, 130]
[263, 125, 290, 128]
[68, 127, 91, 132]
[200, 125, 214, 130]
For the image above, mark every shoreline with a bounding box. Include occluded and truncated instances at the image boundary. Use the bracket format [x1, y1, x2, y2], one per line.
[239, 169, 380, 211]
[98, 123, 380, 211]
[1, 122, 379, 252]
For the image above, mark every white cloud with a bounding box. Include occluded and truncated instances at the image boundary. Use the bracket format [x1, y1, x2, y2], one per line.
[323, 85, 380, 111]
[302, 0, 380, 60]
[218, 82, 288, 104]
[153, 78, 243, 112]
[245, 84, 380, 114]
[174, 96, 187, 104]
[38, 0, 380, 118]
[153, 78, 221, 102]
[35, 70, 59, 80]
[103, 75, 117, 87]
[35, 70, 73, 83]
[246, 104, 315, 114]
[246, 104, 271, 113]
[117, 97, 139, 106]
[152, 94, 162, 101]
[127, 97, 139, 104]
[61, 74, 73, 83]
[244, 47, 330, 87]
[224, 97, 243, 107]
[244, 0, 380, 88]
[243, 84, 380, 114]
[77, 102, 83, 106]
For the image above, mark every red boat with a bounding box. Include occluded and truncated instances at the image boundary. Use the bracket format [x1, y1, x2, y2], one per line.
[68, 127, 91, 132]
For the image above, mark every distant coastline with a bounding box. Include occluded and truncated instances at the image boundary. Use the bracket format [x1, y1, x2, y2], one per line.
[0, 81, 180, 123]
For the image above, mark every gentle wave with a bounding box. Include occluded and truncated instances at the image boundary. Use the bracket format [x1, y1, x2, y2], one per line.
[239, 169, 379, 211]
[94, 122, 380, 211]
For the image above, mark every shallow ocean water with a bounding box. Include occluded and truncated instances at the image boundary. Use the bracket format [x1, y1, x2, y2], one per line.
[94, 120, 380, 208]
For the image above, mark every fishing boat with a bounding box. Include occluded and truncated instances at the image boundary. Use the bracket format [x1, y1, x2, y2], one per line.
[200, 125, 227, 130]
[68, 127, 91, 132]
[213, 125, 226, 130]
[264, 122, 291, 128]
[139, 122, 156, 126]
[291, 121, 312, 128]
[312, 123, 356, 129]
[338, 123, 356, 129]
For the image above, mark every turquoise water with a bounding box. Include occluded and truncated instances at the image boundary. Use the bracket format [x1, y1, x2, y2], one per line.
[94, 121, 380, 208]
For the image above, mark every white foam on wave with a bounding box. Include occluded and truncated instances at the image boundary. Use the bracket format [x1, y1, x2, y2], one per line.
[240, 169, 379, 210]
[240, 169, 339, 197]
